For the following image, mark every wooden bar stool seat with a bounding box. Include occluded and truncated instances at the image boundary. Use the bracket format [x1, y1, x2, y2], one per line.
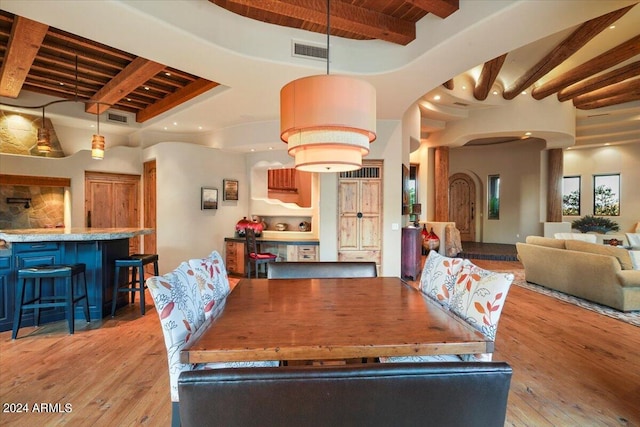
[111, 254, 159, 316]
[13, 263, 90, 339]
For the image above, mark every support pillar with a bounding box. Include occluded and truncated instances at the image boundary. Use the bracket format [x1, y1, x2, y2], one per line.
[547, 148, 563, 222]
[434, 146, 449, 222]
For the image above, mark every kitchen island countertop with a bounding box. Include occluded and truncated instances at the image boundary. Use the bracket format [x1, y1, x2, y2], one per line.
[0, 227, 153, 243]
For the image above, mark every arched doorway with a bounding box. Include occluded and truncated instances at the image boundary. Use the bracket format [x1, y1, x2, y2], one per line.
[449, 173, 475, 242]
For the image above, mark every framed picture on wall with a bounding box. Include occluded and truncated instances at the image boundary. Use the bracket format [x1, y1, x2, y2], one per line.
[201, 187, 218, 210]
[223, 179, 239, 201]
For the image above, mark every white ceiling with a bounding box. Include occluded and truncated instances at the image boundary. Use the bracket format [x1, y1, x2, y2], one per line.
[1, 0, 638, 153]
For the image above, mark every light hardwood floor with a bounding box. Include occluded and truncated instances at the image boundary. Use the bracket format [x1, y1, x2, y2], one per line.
[1, 260, 638, 426]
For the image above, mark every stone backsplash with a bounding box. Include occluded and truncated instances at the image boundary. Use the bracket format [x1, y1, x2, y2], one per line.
[0, 185, 65, 229]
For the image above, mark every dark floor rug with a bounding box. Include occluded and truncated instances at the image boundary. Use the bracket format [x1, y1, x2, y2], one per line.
[513, 278, 639, 327]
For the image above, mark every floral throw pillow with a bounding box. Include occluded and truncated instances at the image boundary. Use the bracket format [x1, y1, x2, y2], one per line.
[419, 250, 465, 309]
[188, 250, 231, 320]
[450, 261, 514, 341]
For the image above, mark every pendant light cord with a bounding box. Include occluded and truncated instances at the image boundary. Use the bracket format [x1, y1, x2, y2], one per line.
[326, 0, 330, 75]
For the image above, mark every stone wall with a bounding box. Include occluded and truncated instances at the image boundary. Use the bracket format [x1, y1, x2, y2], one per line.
[0, 110, 64, 157]
[0, 185, 65, 229]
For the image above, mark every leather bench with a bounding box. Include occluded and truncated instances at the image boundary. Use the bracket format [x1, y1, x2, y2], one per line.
[267, 261, 377, 279]
[178, 362, 512, 427]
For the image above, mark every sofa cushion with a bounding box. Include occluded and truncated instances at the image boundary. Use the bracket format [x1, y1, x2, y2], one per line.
[418, 250, 464, 309]
[565, 240, 633, 270]
[526, 235, 566, 249]
[629, 251, 640, 270]
[450, 261, 514, 341]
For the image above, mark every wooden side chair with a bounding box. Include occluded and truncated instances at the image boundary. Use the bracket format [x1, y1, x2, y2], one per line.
[244, 228, 277, 278]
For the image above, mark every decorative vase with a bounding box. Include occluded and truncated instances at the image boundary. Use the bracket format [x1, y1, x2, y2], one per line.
[424, 227, 440, 251]
[235, 217, 252, 237]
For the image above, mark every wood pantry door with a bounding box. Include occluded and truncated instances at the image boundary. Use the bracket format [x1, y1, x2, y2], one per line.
[85, 171, 140, 254]
[448, 173, 475, 242]
[338, 161, 383, 269]
[143, 160, 157, 274]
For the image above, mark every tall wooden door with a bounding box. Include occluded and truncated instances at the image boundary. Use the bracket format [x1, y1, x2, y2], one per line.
[449, 173, 475, 242]
[338, 161, 383, 269]
[143, 160, 157, 273]
[85, 172, 140, 254]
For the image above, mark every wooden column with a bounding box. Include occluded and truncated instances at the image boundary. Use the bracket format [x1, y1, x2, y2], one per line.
[434, 146, 449, 221]
[547, 149, 563, 222]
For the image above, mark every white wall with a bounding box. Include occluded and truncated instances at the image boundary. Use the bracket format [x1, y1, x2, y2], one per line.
[142, 142, 247, 273]
[0, 147, 141, 227]
[563, 144, 640, 233]
[449, 139, 547, 243]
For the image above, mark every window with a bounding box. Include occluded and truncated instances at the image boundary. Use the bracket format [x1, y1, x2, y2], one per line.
[562, 176, 581, 216]
[488, 175, 500, 220]
[593, 174, 620, 216]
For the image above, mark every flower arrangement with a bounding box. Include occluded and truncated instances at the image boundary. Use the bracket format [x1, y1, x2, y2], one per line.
[571, 215, 619, 234]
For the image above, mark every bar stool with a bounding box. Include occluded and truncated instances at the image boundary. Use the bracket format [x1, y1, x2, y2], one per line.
[111, 254, 159, 316]
[13, 263, 90, 339]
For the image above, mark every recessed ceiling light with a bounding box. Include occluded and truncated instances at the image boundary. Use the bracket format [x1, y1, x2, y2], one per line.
[462, 85, 467, 90]
[126, 98, 131, 101]
[492, 90, 498, 95]
[173, 122, 178, 126]
[59, 82, 65, 86]
[198, 126, 202, 130]
[521, 91, 527, 95]
[604, 143, 611, 146]
[144, 86, 150, 90]
[163, 126, 167, 130]
[609, 25, 616, 29]
[433, 95, 441, 101]
[250, 148, 256, 152]
[165, 72, 171, 76]
[268, 147, 273, 150]
[525, 132, 532, 136]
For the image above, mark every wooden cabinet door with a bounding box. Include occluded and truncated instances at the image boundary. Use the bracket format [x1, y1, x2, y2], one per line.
[338, 161, 383, 266]
[85, 172, 140, 254]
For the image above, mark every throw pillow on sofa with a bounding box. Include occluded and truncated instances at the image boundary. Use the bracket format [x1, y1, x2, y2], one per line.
[419, 250, 464, 309]
[449, 261, 514, 341]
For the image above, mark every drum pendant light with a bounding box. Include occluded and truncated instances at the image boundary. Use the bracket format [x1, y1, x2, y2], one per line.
[36, 106, 51, 153]
[280, 0, 376, 172]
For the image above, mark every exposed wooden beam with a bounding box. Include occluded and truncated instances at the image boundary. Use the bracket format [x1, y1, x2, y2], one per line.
[136, 78, 219, 123]
[411, 0, 459, 19]
[533, 35, 640, 100]
[473, 54, 507, 101]
[503, 5, 634, 100]
[574, 91, 640, 110]
[213, 0, 416, 45]
[85, 57, 166, 114]
[442, 79, 454, 90]
[0, 174, 71, 187]
[572, 78, 640, 106]
[0, 16, 48, 98]
[558, 61, 640, 101]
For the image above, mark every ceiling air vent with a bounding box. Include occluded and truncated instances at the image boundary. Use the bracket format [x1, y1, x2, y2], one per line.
[292, 40, 328, 61]
[107, 112, 129, 124]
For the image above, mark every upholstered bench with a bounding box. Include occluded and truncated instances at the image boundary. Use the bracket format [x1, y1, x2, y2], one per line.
[178, 362, 512, 427]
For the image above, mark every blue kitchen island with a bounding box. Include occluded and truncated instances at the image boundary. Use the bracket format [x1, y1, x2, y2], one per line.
[0, 228, 153, 333]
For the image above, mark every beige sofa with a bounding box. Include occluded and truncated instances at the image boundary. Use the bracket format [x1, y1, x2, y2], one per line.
[516, 236, 640, 312]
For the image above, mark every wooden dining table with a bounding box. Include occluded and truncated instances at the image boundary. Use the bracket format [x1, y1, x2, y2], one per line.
[181, 277, 492, 364]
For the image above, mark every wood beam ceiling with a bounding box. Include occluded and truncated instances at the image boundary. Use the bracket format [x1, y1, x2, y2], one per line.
[0, 16, 48, 98]
[0, 11, 219, 123]
[532, 34, 640, 100]
[210, 0, 458, 46]
[503, 4, 634, 100]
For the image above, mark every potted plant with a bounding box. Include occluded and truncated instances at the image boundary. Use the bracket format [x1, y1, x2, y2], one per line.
[571, 215, 619, 234]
